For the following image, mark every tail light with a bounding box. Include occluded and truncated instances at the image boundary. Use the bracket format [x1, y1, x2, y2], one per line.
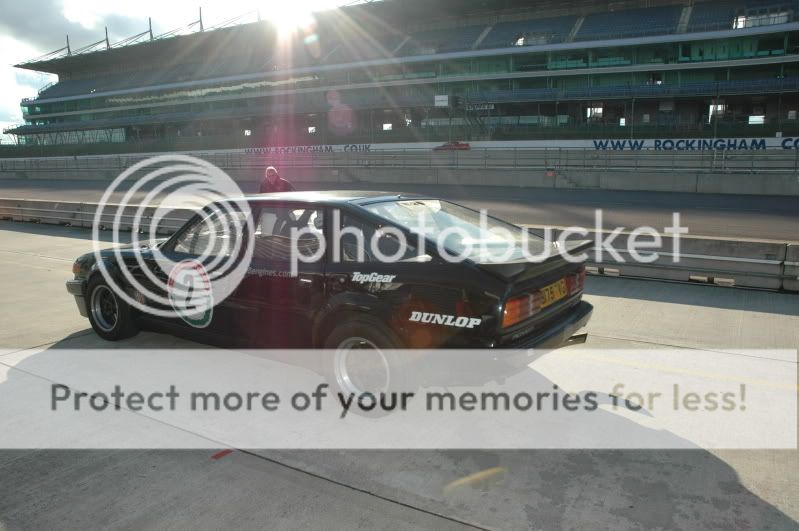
[502, 292, 543, 328]
[564, 266, 586, 296]
[72, 262, 81, 275]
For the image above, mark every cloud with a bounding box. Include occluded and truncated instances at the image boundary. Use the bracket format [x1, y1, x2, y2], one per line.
[0, 36, 54, 142]
[2, 2, 120, 57]
[0, 0, 205, 64]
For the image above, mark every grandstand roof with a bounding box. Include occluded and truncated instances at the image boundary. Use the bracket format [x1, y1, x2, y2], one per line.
[16, 19, 278, 75]
[16, 0, 693, 74]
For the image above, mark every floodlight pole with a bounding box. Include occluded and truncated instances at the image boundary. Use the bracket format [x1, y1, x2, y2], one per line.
[105, 27, 110, 49]
[712, 83, 719, 139]
[149, 18, 153, 40]
[66, 35, 71, 55]
[199, 7, 204, 31]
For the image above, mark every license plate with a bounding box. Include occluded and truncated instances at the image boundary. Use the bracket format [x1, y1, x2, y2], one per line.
[540, 279, 568, 308]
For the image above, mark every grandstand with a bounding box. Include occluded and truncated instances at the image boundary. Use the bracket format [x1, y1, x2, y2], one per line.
[5, 0, 799, 155]
[576, 5, 683, 41]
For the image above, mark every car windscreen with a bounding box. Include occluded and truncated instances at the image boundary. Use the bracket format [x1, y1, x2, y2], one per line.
[361, 199, 548, 262]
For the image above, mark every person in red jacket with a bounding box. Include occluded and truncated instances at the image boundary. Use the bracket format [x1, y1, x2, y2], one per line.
[259, 166, 295, 193]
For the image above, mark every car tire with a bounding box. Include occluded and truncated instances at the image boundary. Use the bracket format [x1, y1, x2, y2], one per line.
[323, 316, 414, 417]
[86, 275, 139, 341]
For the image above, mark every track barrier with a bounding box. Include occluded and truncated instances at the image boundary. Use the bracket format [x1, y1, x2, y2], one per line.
[1, 198, 796, 292]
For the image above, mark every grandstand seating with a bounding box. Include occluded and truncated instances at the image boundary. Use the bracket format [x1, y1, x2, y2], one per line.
[324, 32, 407, 63]
[37, 73, 167, 100]
[576, 5, 683, 41]
[36, 78, 95, 99]
[10, 74, 799, 152]
[688, 1, 799, 32]
[31, 0, 799, 103]
[400, 25, 487, 55]
[479, 16, 577, 48]
[25, 75, 799, 135]
[687, 1, 742, 32]
[745, 0, 799, 13]
[35, 58, 277, 100]
[14, 90, 433, 135]
[467, 77, 799, 103]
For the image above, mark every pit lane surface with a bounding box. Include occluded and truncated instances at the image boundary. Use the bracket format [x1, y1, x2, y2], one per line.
[0, 221, 797, 529]
[1, 178, 798, 240]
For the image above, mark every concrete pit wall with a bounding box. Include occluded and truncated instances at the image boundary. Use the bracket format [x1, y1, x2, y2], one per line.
[2, 149, 799, 195]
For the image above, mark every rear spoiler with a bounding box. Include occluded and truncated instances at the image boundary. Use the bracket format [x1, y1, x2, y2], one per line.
[474, 240, 593, 282]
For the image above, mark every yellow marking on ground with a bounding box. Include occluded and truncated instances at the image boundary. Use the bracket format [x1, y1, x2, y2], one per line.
[443, 467, 507, 496]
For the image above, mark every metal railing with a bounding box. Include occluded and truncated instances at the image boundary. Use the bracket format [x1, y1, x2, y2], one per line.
[37, 81, 56, 96]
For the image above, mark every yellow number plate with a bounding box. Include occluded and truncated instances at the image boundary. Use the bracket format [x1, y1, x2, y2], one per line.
[540, 279, 568, 309]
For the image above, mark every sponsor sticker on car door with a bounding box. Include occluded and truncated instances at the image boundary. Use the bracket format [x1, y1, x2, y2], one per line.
[167, 259, 214, 328]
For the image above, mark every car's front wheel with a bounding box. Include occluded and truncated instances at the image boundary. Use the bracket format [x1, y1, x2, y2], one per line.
[86, 275, 139, 341]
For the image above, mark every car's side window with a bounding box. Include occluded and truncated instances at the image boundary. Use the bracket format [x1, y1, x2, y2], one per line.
[172, 209, 249, 257]
[253, 206, 324, 261]
[338, 212, 418, 263]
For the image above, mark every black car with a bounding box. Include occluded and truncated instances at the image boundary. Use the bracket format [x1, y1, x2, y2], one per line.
[67, 191, 592, 354]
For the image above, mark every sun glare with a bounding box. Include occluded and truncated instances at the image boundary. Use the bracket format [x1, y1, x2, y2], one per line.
[263, 0, 340, 38]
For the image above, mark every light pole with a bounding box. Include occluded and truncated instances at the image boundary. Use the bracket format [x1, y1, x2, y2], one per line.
[712, 83, 720, 139]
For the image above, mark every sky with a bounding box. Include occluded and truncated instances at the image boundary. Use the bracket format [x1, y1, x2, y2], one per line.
[0, 0, 359, 143]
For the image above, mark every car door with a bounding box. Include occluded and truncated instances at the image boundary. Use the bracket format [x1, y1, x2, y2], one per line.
[324, 207, 437, 335]
[236, 203, 327, 347]
[154, 205, 253, 343]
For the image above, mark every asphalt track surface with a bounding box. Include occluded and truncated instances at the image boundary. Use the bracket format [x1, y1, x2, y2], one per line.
[1, 179, 798, 240]
[0, 221, 797, 528]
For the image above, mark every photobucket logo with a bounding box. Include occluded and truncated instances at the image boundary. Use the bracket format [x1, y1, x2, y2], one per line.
[92, 155, 253, 324]
[288, 208, 688, 275]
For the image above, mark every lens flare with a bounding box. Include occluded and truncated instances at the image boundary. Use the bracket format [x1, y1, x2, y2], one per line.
[267, 2, 320, 39]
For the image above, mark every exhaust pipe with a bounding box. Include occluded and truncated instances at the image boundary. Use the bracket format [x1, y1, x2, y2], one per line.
[564, 333, 588, 346]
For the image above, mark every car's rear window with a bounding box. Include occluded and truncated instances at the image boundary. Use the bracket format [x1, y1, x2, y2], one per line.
[362, 199, 548, 262]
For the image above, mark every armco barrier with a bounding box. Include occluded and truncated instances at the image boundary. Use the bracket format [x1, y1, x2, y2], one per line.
[0, 198, 84, 226]
[784, 244, 799, 292]
[0, 198, 797, 292]
[524, 226, 796, 291]
[607, 235, 786, 291]
[0, 198, 191, 235]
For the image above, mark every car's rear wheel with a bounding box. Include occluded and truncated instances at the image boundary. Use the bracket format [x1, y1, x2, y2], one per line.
[333, 336, 392, 397]
[323, 316, 414, 416]
[87, 275, 138, 341]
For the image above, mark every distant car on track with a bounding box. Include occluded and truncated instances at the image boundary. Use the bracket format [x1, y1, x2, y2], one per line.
[67, 191, 591, 354]
[433, 141, 471, 151]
